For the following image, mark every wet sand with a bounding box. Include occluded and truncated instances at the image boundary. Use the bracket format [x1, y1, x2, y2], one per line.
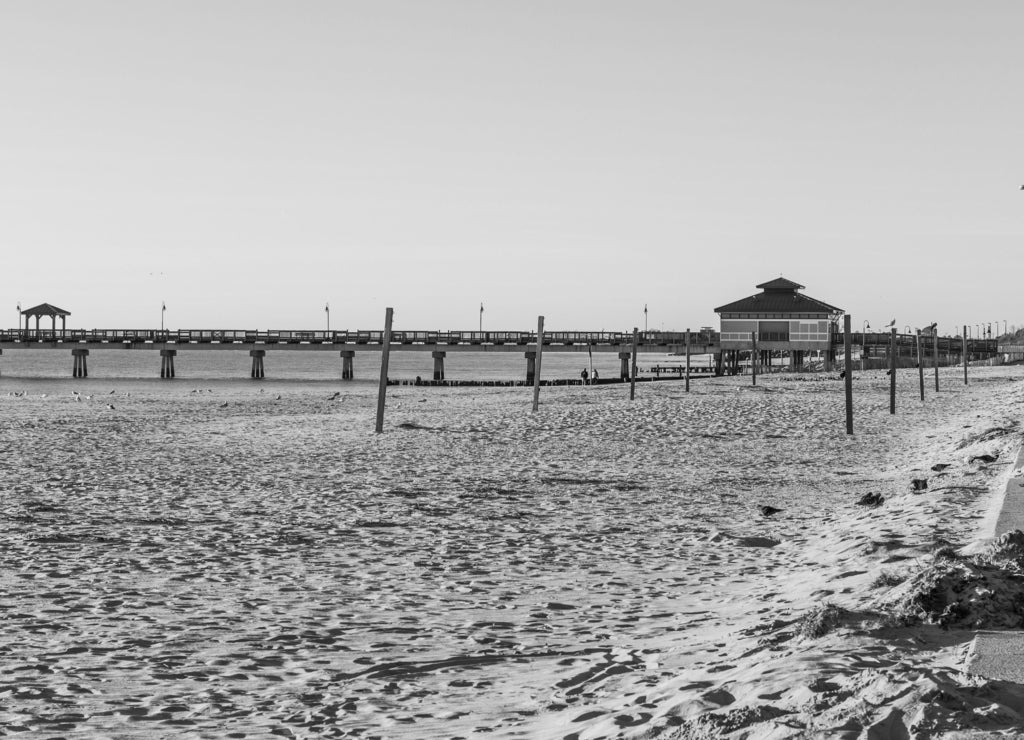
[2, 367, 1023, 737]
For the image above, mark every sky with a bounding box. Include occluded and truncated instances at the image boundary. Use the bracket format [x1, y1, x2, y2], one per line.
[2, 1, 1023, 335]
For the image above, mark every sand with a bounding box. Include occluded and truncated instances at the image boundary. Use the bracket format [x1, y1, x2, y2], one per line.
[2, 366, 1024, 738]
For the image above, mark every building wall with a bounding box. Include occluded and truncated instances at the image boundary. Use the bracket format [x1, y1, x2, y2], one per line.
[720, 318, 830, 344]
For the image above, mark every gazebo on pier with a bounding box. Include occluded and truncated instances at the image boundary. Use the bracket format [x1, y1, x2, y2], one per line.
[714, 277, 843, 373]
[20, 302, 71, 339]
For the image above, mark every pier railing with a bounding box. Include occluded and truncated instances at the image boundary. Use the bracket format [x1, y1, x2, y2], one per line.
[0, 328, 1002, 355]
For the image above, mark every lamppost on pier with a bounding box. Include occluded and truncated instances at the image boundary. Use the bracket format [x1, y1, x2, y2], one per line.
[1003, 320, 1008, 336]
[161, 302, 166, 332]
[325, 303, 330, 333]
[480, 302, 483, 333]
[644, 304, 648, 333]
[16, 302, 20, 334]
[904, 325, 911, 335]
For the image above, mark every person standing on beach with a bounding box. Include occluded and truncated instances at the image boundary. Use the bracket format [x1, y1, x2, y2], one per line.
[581, 368, 589, 385]
[592, 368, 599, 383]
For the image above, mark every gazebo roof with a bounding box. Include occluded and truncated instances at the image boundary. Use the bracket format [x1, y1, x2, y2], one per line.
[21, 302, 71, 317]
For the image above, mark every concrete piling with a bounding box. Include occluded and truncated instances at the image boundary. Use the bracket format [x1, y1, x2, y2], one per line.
[341, 350, 355, 380]
[618, 351, 631, 380]
[72, 348, 89, 378]
[432, 350, 446, 381]
[250, 349, 266, 379]
[160, 349, 177, 379]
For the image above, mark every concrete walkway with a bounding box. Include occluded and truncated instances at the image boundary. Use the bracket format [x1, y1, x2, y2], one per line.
[965, 445, 1024, 683]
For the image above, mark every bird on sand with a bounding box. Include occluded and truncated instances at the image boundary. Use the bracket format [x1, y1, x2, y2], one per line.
[760, 505, 783, 516]
[328, 391, 341, 400]
[105, 404, 115, 410]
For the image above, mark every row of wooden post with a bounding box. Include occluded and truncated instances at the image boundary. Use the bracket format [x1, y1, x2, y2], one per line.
[372, 310, 975, 435]
[374, 313, 680, 432]
[844, 318, 971, 436]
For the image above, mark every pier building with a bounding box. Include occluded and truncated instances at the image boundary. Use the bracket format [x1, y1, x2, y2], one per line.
[715, 277, 843, 372]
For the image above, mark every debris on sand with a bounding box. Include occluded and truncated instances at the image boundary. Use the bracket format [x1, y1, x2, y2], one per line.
[876, 530, 1024, 630]
[856, 492, 884, 507]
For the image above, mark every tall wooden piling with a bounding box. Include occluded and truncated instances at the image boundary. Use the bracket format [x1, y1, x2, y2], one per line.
[963, 325, 968, 385]
[685, 327, 691, 392]
[889, 328, 896, 414]
[933, 331, 939, 392]
[629, 327, 638, 401]
[843, 315, 853, 434]
[532, 316, 544, 412]
[375, 307, 394, 433]
[917, 330, 924, 401]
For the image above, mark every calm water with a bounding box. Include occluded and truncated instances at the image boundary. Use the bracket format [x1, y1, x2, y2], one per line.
[0, 347, 712, 383]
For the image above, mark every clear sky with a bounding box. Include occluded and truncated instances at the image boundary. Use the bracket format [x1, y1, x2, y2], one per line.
[2, 1, 1022, 335]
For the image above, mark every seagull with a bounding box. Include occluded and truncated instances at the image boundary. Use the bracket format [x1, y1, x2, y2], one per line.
[885, 319, 895, 328]
[328, 391, 341, 400]
[760, 505, 783, 516]
[105, 404, 115, 410]
[219, 402, 228, 408]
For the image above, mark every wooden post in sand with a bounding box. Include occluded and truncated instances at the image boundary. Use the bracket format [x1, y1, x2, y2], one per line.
[843, 315, 853, 434]
[933, 331, 939, 392]
[685, 327, 691, 392]
[375, 307, 394, 433]
[963, 325, 968, 385]
[889, 328, 896, 414]
[532, 316, 544, 412]
[629, 327, 638, 401]
[916, 330, 924, 401]
[751, 332, 757, 386]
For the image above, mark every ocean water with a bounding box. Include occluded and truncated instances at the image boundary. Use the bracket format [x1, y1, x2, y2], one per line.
[0, 347, 712, 384]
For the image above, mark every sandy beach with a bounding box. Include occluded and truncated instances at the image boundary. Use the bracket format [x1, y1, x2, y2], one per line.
[3, 365, 1024, 738]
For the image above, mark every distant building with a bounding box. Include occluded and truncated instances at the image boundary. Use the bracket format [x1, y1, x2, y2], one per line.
[714, 277, 843, 369]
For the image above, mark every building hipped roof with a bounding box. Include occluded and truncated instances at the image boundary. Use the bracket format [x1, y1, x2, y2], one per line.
[715, 276, 842, 315]
[755, 277, 805, 291]
[21, 302, 71, 317]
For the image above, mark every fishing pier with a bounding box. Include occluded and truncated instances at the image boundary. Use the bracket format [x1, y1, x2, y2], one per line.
[0, 327, 1002, 381]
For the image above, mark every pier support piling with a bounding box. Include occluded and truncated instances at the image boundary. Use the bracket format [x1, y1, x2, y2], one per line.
[432, 351, 446, 381]
[341, 350, 355, 380]
[249, 349, 266, 379]
[525, 351, 537, 384]
[72, 348, 89, 378]
[160, 349, 177, 379]
[618, 351, 631, 381]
